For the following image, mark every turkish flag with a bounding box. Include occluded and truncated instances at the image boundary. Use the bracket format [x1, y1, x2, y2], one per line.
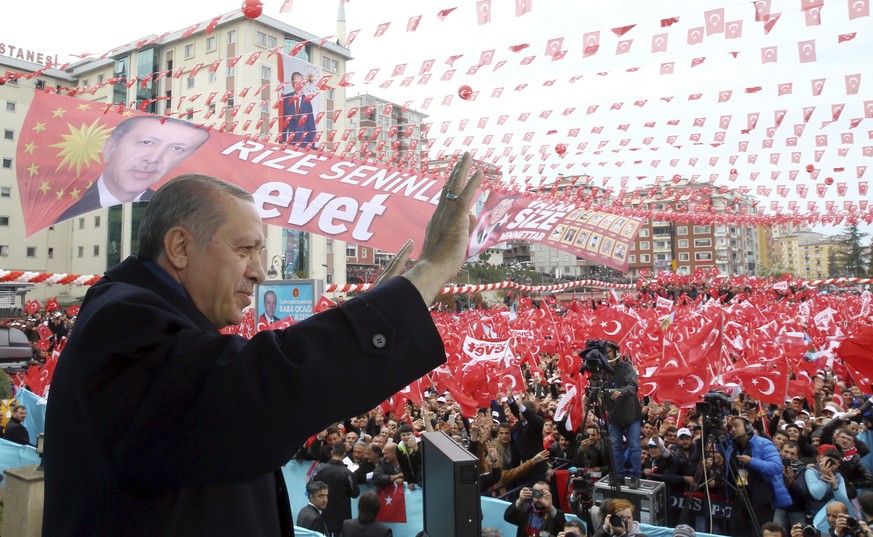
[704, 8, 725, 34]
[849, 0, 870, 19]
[66, 305, 80, 317]
[798, 40, 817, 62]
[36, 324, 52, 340]
[837, 325, 873, 383]
[516, 0, 532, 16]
[651, 368, 711, 408]
[376, 483, 407, 523]
[314, 295, 336, 313]
[25, 299, 41, 315]
[476, 0, 492, 25]
[730, 365, 789, 405]
[45, 297, 59, 312]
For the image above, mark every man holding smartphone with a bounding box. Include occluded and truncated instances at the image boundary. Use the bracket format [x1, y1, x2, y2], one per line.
[504, 481, 567, 537]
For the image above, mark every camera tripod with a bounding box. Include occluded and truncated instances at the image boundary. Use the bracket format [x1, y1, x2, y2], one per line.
[677, 424, 761, 537]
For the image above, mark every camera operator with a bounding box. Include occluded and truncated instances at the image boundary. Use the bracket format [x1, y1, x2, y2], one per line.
[593, 498, 647, 537]
[724, 416, 793, 536]
[503, 481, 567, 537]
[601, 341, 643, 489]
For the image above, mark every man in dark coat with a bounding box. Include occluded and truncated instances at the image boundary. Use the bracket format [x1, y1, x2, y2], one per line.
[3, 405, 30, 445]
[602, 342, 643, 488]
[42, 154, 483, 537]
[504, 481, 566, 537]
[296, 481, 329, 534]
[316, 443, 360, 536]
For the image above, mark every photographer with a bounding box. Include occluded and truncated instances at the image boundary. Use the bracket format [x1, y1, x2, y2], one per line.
[774, 441, 809, 532]
[790, 501, 873, 537]
[574, 425, 611, 474]
[503, 481, 567, 537]
[802, 447, 852, 524]
[601, 341, 643, 489]
[593, 498, 647, 537]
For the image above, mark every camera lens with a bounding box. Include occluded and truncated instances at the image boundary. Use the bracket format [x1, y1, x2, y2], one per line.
[609, 514, 624, 527]
[532, 489, 543, 499]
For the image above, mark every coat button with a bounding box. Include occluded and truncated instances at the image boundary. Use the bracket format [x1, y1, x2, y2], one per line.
[372, 334, 387, 348]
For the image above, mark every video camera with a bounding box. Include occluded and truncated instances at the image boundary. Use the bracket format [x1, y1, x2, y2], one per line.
[695, 391, 735, 431]
[579, 340, 616, 376]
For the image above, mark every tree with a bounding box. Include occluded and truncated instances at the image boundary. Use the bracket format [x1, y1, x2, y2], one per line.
[836, 223, 868, 277]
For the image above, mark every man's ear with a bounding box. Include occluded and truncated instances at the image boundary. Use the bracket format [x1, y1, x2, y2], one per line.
[163, 226, 192, 270]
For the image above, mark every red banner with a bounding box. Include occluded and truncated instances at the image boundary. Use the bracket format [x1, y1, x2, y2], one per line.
[467, 190, 642, 272]
[16, 92, 448, 256]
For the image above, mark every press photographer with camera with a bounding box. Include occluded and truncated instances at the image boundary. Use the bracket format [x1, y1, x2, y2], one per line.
[592, 498, 647, 537]
[503, 481, 567, 537]
[790, 501, 873, 537]
[582, 340, 643, 489]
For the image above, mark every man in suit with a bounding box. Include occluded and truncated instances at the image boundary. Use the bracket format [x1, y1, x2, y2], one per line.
[282, 71, 316, 148]
[342, 491, 393, 537]
[259, 290, 279, 325]
[3, 405, 30, 445]
[296, 480, 329, 534]
[42, 153, 483, 536]
[316, 443, 360, 536]
[55, 115, 209, 223]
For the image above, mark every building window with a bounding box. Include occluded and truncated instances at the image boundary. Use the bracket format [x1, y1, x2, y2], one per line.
[256, 31, 268, 46]
[5, 102, 15, 112]
[361, 247, 368, 258]
[208, 71, 217, 83]
[677, 226, 688, 235]
[2, 158, 11, 169]
[82, 78, 89, 87]
[346, 245, 356, 257]
[36, 79, 46, 90]
[0, 216, 8, 226]
[206, 36, 217, 51]
[186, 108, 194, 120]
[187, 76, 195, 89]
[0, 186, 10, 198]
[79, 218, 85, 230]
[184, 43, 194, 58]
[694, 238, 713, 248]
[640, 254, 651, 263]
[78, 246, 84, 258]
[679, 252, 690, 262]
[97, 74, 104, 83]
[227, 30, 237, 44]
[261, 66, 271, 81]
[227, 65, 236, 78]
[47, 247, 54, 259]
[93, 245, 100, 256]
[638, 228, 649, 237]
[321, 56, 331, 69]
[654, 240, 670, 250]
[678, 239, 689, 248]
[4, 129, 13, 140]
[639, 241, 650, 250]
[628, 254, 636, 263]
[94, 216, 101, 227]
[655, 253, 670, 262]
[26, 247, 36, 258]
[332, 59, 340, 71]
[693, 225, 711, 234]
[0, 245, 9, 256]
[695, 252, 713, 262]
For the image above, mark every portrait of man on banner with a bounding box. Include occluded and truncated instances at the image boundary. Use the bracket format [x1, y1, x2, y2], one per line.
[54, 116, 210, 223]
[278, 54, 322, 148]
[467, 193, 519, 257]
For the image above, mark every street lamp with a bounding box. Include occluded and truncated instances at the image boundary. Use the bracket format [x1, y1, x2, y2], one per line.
[266, 254, 290, 279]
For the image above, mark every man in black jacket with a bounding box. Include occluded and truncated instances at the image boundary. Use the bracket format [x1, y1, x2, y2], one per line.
[296, 481, 329, 535]
[42, 153, 483, 536]
[316, 443, 360, 536]
[3, 405, 30, 445]
[504, 481, 566, 537]
[603, 342, 643, 488]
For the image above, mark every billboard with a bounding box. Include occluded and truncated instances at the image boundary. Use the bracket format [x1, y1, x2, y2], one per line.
[277, 53, 323, 148]
[254, 279, 324, 331]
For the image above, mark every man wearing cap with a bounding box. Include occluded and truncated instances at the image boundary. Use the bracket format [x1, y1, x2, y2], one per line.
[602, 341, 643, 489]
[819, 409, 873, 500]
[723, 416, 793, 536]
[663, 427, 702, 526]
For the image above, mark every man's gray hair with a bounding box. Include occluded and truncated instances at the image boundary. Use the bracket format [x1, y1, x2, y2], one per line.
[137, 174, 253, 261]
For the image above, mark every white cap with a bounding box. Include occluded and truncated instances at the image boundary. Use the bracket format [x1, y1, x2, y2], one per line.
[437, 396, 446, 403]
[823, 404, 840, 414]
[677, 428, 692, 438]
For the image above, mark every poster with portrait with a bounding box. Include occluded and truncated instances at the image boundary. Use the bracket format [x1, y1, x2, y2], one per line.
[466, 190, 642, 272]
[254, 279, 324, 331]
[277, 53, 324, 147]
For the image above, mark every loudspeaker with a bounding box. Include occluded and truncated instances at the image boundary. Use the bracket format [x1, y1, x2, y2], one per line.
[421, 432, 481, 537]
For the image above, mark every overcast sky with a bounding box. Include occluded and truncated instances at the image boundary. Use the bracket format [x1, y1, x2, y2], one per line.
[5, 0, 872, 238]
